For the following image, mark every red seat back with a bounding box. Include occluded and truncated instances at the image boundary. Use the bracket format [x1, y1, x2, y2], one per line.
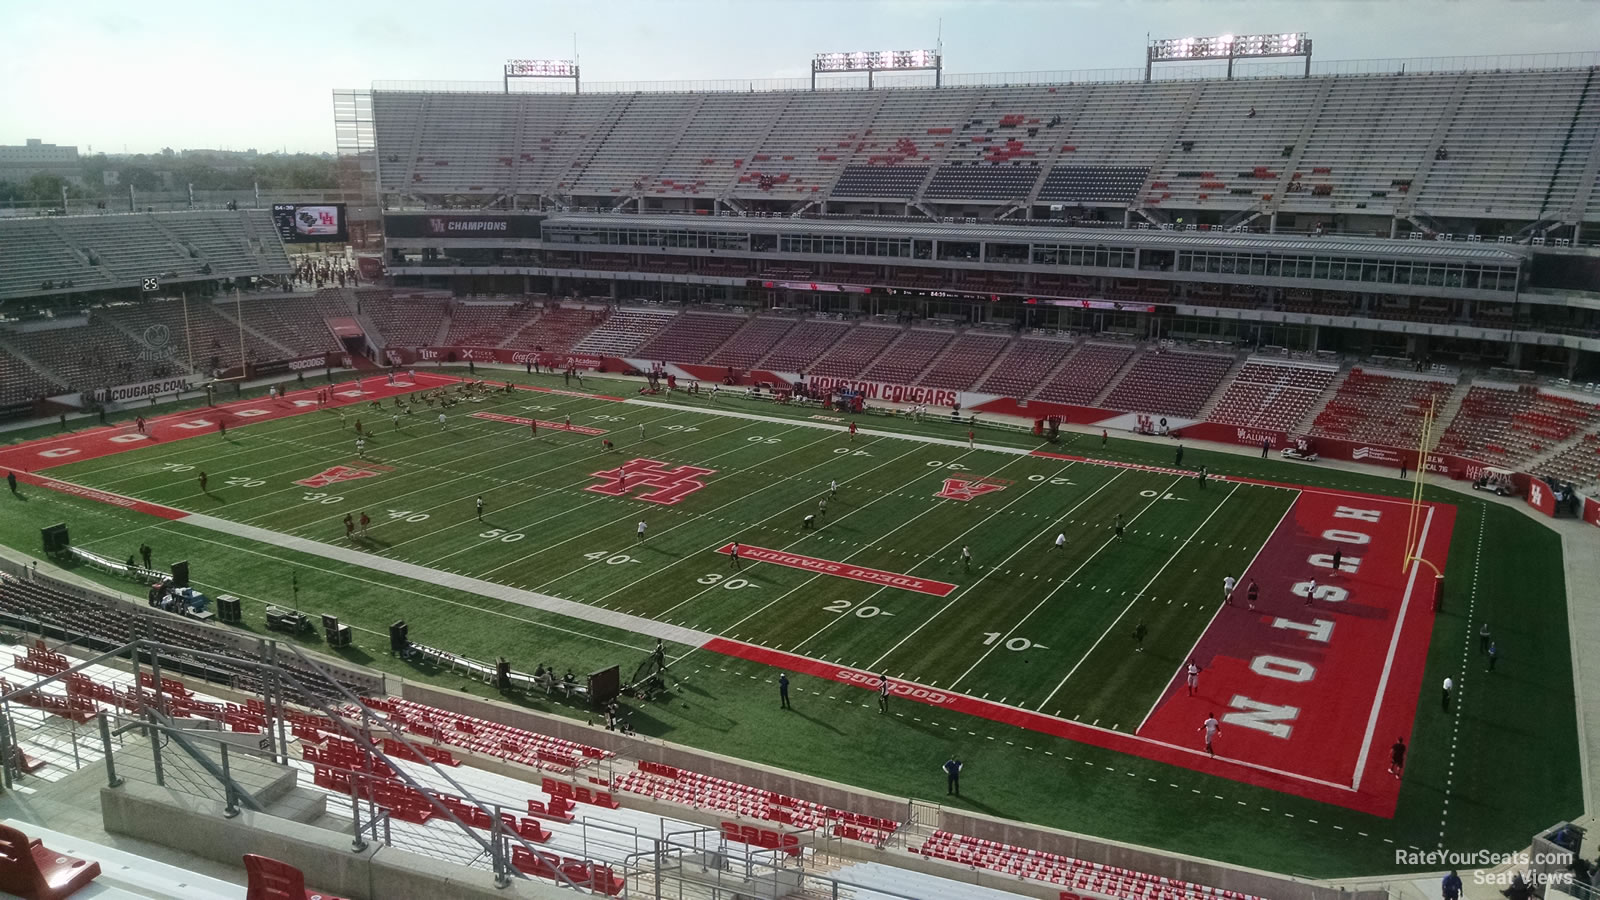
[244, 854, 306, 900]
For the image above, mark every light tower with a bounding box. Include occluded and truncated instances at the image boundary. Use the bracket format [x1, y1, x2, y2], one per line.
[811, 49, 941, 90]
[1145, 32, 1312, 81]
[503, 59, 580, 94]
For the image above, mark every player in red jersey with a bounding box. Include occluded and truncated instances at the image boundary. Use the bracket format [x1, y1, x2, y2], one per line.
[848, 421, 857, 442]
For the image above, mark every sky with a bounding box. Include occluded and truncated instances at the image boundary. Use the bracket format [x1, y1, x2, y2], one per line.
[2, 0, 1597, 155]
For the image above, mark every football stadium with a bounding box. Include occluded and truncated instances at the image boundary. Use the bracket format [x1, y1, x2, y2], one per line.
[0, 8, 1597, 900]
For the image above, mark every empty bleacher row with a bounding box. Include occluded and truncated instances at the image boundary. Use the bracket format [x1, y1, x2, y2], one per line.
[0, 570, 365, 705]
[1435, 384, 1600, 466]
[439, 301, 542, 347]
[233, 290, 351, 355]
[373, 64, 1600, 215]
[1035, 343, 1134, 405]
[1206, 360, 1337, 433]
[1311, 368, 1455, 447]
[635, 311, 747, 364]
[1100, 350, 1235, 418]
[0, 210, 292, 301]
[912, 830, 1263, 900]
[361, 290, 448, 349]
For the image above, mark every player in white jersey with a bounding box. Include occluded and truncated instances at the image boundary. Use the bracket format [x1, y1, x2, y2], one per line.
[1197, 713, 1221, 757]
[1222, 575, 1236, 605]
[637, 520, 648, 542]
[1185, 660, 1201, 696]
[1054, 533, 1066, 550]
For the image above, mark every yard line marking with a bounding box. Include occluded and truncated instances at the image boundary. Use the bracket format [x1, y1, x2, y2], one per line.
[1039, 483, 1240, 710]
[47, 372, 467, 482]
[865, 467, 1119, 671]
[154, 525, 662, 652]
[308, 404, 712, 541]
[624, 398, 1035, 456]
[179, 512, 715, 647]
[791, 457, 1074, 655]
[1134, 491, 1299, 732]
[684, 448, 986, 659]
[125, 384, 608, 513]
[593, 435, 915, 615]
[450, 420, 809, 575]
[949, 475, 1186, 691]
[1351, 504, 1434, 792]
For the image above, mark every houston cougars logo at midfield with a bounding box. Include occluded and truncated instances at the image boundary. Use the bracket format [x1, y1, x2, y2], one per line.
[586, 459, 715, 505]
[294, 465, 384, 488]
[935, 478, 1009, 502]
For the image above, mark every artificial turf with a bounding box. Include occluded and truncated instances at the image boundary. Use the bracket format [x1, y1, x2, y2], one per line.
[0, 367, 1579, 877]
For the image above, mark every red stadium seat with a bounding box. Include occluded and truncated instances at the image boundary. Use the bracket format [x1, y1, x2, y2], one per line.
[243, 854, 349, 900]
[0, 824, 101, 900]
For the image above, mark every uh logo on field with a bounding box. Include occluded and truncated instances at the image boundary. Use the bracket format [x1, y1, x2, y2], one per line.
[586, 459, 715, 505]
[295, 465, 384, 488]
[935, 478, 1009, 502]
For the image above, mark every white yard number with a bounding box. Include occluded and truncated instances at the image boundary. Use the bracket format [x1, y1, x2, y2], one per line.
[981, 632, 1045, 651]
[161, 463, 195, 473]
[661, 425, 700, 433]
[225, 476, 265, 488]
[1139, 490, 1184, 501]
[746, 436, 782, 444]
[823, 600, 889, 618]
[301, 492, 343, 504]
[833, 448, 871, 456]
[927, 461, 968, 470]
[1027, 475, 1074, 485]
[696, 574, 757, 589]
[590, 415, 626, 422]
[387, 509, 430, 523]
[478, 529, 525, 543]
[583, 551, 639, 565]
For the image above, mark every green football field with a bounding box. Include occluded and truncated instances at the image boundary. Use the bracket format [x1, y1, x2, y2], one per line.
[0, 368, 1581, 878]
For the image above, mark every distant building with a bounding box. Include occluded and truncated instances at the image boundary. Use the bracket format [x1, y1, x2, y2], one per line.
[0, 139, 84, 185]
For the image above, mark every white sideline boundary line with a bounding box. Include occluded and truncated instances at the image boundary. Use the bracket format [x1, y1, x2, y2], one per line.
[1351, 504, 1434, 792]
[1132, 491, 1301, 733]
[178, 512, 716, 647]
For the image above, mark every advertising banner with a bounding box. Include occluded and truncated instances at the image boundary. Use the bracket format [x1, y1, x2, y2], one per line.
[91, 375, 197, 404]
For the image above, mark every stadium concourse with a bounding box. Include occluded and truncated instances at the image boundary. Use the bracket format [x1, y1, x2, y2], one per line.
[0, 44, 1597, 900]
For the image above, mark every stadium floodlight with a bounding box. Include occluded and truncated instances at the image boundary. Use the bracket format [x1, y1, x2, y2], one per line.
[504, 59, 580, 93]
[811, 48, 941, 90]
[1146, 32, 1311, 80]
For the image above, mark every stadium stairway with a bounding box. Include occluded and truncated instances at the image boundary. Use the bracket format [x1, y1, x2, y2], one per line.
[1292, 365, 1353, 435]
[211, 304, 299, 360]
[1426, 378, 1475, 451]
[1087, 347, 1144, 407]
[1192, 354, 1248, 421]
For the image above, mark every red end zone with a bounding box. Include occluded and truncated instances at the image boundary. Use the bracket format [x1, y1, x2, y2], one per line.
[0, 373, 459, 475]
[1136, 491, 1454, 816]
